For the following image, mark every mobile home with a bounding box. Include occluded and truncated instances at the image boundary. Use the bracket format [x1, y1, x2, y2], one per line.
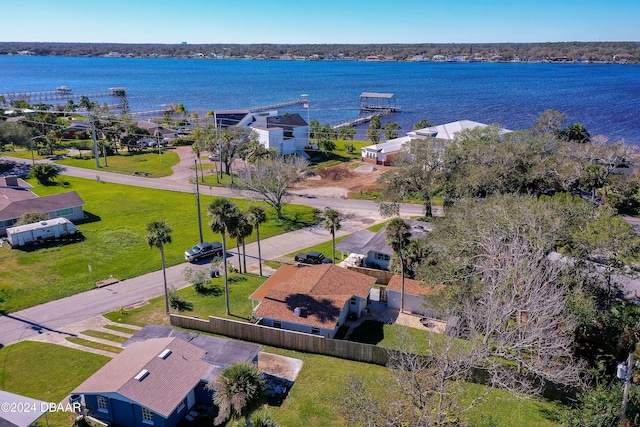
[7, 217, 77, 247]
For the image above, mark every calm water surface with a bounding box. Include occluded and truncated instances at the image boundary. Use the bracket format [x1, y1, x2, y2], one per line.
[1, 56, 639, 143]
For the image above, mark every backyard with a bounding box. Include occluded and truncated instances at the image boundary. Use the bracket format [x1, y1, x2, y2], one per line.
[99, 270, 563, 427]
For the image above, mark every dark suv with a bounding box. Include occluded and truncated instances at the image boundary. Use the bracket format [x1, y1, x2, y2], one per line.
[294, 251, 332, 265]
[184, 241, 223, 262]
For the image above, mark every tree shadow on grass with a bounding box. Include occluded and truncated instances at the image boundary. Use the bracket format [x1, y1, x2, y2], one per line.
[228, 276, 247, 284]
[276, 212, 316, 231]
[195, 284, 223, 297]
[347, 320, 385, 345]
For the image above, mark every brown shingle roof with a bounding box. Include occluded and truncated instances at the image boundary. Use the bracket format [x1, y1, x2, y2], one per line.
[254, 264, 376, 329]
[73, 337, 211, 418]
[0, 191, 84, 220]
[386, 275, 444, 296]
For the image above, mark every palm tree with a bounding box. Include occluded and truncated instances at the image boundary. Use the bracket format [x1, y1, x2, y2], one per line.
[323, 209, 341, 263]
[208, 198, 240, 315]
[210, 362, 267, 427]
[385, 218, 411, 313]
[146, 220, 172, 315]
[30, 163, 59, 185]
[238, 214, 254, 274]
[191, 140, 205, 182]
[227, 215, 244, 274]
[245, 206, 267, 276]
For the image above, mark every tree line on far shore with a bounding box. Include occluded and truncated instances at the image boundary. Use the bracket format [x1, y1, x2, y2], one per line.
[1, 41, 638, 62]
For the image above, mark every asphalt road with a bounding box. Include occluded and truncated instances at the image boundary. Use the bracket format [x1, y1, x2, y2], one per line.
[0, 156, 423, 346]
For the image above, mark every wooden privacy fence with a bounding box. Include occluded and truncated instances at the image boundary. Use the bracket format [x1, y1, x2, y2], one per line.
[169, 314, 575, 401]
[170, 314, 391, 365]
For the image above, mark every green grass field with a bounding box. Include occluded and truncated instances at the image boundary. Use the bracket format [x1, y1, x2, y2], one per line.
[56, 149, 180, 178]
[0, 176, 318, 313]
[0, 340, 110, 426]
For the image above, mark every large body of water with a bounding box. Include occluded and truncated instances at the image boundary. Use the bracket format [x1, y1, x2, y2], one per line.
[1, 56, 639, 144]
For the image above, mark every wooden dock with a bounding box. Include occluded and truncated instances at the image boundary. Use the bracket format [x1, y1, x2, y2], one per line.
[249, 99, 306, 112]
[333, 113, 383, 129]
[0, 87, 126, 104]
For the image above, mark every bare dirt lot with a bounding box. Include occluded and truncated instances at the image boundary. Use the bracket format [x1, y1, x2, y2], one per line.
[293, 161, 390, 198]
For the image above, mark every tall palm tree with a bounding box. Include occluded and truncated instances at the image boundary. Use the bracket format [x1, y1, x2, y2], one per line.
[385, 218, 411, 313]
[238, 214, 254, 274]
[191, 140, 205, 182]
[208, 198, 240, 315]
[210, 362, 267, 427]
[227, 215, 244, 274]
[323, 209, 341, 263]
[245, 206, 267, 276]
[146, 220, 172, 315]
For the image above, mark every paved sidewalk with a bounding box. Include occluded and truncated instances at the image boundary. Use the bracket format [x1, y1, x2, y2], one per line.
[26, 315, 141, 356]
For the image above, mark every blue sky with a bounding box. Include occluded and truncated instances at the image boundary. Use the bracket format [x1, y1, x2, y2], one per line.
[2, 0, 639, 44]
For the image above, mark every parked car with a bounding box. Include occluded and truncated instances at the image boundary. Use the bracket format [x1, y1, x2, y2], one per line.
[294, 251, 332, 265]
[208, 153, 220, 161]
[184, 241, 223, 262]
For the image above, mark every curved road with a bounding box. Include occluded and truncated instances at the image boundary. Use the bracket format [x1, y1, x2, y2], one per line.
[0, 155, 423, 346]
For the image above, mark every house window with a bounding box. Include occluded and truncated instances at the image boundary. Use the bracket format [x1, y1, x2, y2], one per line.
[177, 397, 186, 413]
[0, 219, 16, 228]
[375, 253, 390, 261]
[273, 321, 281, 329]
[311, 327, 321, 335]
[55, 207, 74, 216]
[97, 396, 108, 413]
[142, 407, 154, 424]
[350, 297, 357, 305]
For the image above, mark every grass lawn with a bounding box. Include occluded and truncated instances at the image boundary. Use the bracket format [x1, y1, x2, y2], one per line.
[0, 340, 110, 426]
[103, 324, 139, 334]
[66, 337, 124, 353]
[56, 149, 180, 178]
[1, 148, 69, 161]
[0, 176, 318, 313]
[104, 272, 267, 326]
[80, 329, 130, 344]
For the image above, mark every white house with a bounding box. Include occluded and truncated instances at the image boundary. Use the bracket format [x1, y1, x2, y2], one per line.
[249, 112, 310, 155]
[361, 120, 512, 165]
[214, 110, 310, 155]
[386, 275, 444, 317]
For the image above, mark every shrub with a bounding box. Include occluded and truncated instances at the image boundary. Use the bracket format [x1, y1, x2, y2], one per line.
[168, 289, 193, 311]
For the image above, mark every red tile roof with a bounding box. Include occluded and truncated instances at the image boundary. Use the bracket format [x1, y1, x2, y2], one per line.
[253, 264, 376, 329]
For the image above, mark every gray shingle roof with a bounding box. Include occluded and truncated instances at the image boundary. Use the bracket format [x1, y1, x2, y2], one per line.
[335, 220, 432, 256]
[0, 191, 84, 221]
[73, 337, 211, 418]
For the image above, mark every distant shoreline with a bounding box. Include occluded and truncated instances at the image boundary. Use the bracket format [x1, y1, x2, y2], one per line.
[0, 41, 638, 64]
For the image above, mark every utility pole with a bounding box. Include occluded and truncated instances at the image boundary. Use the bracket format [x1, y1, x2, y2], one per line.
[90, 115, 100, 168]
[194, 159, 203, 244]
